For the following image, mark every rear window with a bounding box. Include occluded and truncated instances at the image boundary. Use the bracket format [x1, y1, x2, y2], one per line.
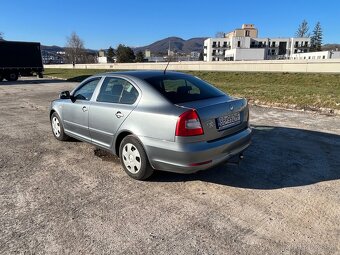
[144, 74, 225, 104]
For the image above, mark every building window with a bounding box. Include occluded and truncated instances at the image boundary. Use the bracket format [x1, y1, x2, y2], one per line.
[245, 30, 250, 37]
[294, 49, 297, 53]
[304, 49, 308, 53]
[212, 41, 216, 47]
[237, 41, 241, 47]
[217, 42, 220, 47]
[305, 41, 308, 47]
[323, 56, 326, 59]
[212, 50, 216, 56]
[204, 46, 207, 49]
[272, 42, 276, 47]
[223, 42, 227, 47]
[271, 49, 276, 55]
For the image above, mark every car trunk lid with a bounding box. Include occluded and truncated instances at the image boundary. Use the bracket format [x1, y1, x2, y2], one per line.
[176, 96, 249, 142]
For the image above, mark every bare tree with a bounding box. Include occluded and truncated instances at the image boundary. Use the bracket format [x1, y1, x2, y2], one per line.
[295, 20, 310, 37]
[215, 31, 225, 38]
[65, 32, 85, 64]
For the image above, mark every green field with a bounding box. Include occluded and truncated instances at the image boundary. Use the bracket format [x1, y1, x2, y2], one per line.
[44, 68, 340, 111]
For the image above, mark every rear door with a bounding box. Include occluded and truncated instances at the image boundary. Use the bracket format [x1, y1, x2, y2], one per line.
[89, 76, 140, 148]
[63, 77, 101, 141]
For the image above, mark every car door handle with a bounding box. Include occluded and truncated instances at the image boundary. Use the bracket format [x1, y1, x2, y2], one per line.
[115, 111, 124, 118]
[82, 106, 88, 112]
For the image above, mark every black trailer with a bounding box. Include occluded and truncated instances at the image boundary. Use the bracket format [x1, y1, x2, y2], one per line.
[0, 40, 44, 81]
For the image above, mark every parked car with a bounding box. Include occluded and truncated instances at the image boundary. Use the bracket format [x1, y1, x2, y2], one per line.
[49, 71, 251, 180]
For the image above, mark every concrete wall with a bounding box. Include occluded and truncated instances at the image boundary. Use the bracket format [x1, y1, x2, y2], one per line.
[45, 59, 340, 73]
[233, 48, 265, 61]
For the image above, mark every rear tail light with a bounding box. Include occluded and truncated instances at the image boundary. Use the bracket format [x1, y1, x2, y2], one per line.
[176, 109, 204, 136]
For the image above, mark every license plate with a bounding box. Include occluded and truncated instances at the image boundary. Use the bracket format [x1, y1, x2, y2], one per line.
[216, 112, 241, 129]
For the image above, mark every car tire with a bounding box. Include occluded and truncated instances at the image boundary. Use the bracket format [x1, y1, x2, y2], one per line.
[51, 112, 69, 141]
[119, 135, 154, 180]
[5, 72, 18, 81]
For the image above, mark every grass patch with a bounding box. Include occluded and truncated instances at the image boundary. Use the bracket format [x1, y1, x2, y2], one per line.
[44, 68, 340, 110]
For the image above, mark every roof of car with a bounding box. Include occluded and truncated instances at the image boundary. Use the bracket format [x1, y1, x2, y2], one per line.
[96, 70, 188, 79]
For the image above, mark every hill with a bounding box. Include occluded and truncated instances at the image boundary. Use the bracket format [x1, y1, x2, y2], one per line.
[322, 44, 340, 51]
[133, 36, 206, 54]
[41, 45, 97, 54]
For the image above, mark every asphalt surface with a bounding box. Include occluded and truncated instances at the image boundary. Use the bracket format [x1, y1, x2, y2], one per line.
[1, 78, 339, 254]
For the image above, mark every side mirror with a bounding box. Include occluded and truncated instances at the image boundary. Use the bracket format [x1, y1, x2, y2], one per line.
[59, 91, 70, 99]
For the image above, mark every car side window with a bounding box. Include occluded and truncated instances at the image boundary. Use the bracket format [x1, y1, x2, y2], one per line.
[97, 77, 139, 105]
[73, 78, 101, 101]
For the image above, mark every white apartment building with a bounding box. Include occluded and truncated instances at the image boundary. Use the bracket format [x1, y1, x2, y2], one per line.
[290, 50, 340, 60]
[204, 24, 310, 61]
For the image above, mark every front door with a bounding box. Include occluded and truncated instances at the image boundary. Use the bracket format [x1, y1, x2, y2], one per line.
[63, 77, 101, 141]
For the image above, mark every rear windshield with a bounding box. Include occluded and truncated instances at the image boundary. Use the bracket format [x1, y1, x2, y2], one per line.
[144, 74, 225, 104]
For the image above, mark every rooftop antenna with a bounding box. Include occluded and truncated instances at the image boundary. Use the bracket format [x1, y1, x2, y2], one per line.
[164, 40, 171, 75]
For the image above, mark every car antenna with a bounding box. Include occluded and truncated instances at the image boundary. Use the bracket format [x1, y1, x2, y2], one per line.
[164, 57, 171, 75]
[164, 40, 171, 75]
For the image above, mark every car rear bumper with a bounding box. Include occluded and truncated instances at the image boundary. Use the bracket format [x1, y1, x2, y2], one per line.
[140, 127, 252, 174]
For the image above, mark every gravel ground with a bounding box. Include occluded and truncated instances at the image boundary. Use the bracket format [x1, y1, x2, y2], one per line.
[0, 78, 339, 254]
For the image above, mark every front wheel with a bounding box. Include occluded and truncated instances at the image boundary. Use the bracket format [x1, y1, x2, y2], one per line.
[51, 112, 69, 141]
[119, 135, 154, 180]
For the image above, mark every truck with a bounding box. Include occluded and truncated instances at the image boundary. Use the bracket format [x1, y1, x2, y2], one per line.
[0, 40, 44, 81]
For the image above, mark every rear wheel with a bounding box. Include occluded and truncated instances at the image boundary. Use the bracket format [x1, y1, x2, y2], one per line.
[119, 135, 154, 180]
[51, 112, 69, 141]
[5, 72, 18, 81]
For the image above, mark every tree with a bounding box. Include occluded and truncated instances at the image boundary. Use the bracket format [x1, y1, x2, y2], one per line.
[0, 32, 4, 40]
[65, 32, 85, 64]
[215, 32, 225, 38]
[310, 22, 323, 52]
[116, 44, 135, 63]
[135, 51, 144, 62]
[107, 46, 115, 63]
[198, 50, 204, 61]
[295, 20, 310, 37]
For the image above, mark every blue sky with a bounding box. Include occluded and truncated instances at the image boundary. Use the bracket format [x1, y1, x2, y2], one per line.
[0, 0, 339, 49]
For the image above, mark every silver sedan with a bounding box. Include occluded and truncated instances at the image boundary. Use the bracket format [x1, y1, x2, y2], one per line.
[50, 71, 251, 180]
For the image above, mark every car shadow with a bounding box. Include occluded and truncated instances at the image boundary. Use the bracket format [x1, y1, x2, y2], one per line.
[150, 125, 340, 189]
[67, 75, 91, 82]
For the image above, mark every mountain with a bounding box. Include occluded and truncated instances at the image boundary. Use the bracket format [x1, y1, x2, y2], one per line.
[41, 45, 65, 52]
[41, 45, 97, 54]
[322, 44, 340, 51]
[40, 36, 207, 55]
[133, 36, 207, 54]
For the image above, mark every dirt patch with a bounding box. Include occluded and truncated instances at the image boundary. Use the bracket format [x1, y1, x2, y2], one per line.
[0, 78, 339, 254]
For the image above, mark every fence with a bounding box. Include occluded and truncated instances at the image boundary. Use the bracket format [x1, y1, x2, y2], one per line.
[45, 59, 340, 73]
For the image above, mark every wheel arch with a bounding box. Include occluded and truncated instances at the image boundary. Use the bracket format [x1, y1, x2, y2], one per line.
[114, 131, 132, 156]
